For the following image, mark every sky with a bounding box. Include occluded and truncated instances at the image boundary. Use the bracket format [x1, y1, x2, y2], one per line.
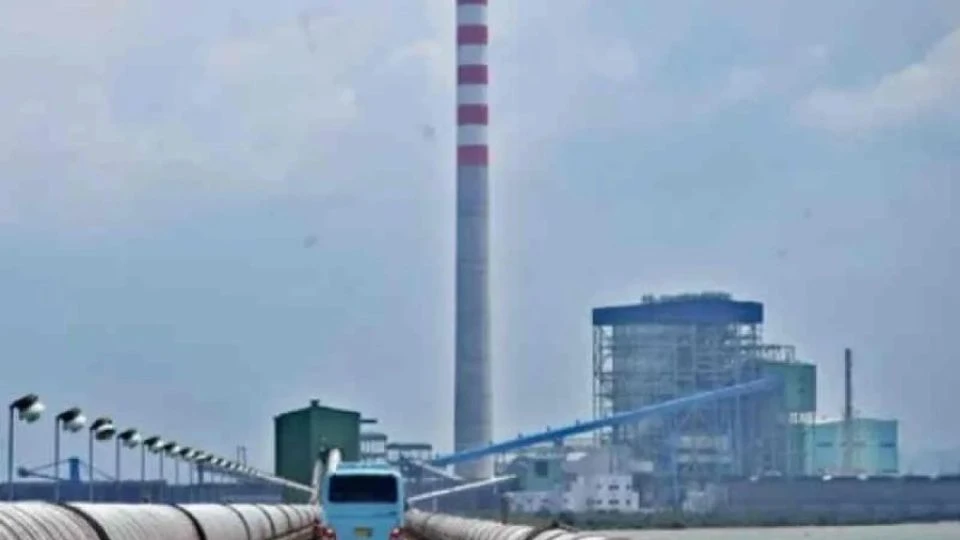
[0, 0, 958, 477]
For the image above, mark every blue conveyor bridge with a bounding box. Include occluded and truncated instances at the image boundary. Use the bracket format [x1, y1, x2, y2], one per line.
[428, 376, 781, 468]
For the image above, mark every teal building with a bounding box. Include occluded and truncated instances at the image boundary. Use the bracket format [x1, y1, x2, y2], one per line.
[803, 418, 898, 476]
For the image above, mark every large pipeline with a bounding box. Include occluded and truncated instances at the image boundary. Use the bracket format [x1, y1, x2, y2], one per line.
[404, 510, 612, 540]
[0, 502, 317, 540]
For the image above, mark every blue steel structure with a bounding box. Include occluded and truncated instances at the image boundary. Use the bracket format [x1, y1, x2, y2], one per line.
[592, 292, 803, 491]
[429, 377, 780, 467]
[591, 296, 763, 326]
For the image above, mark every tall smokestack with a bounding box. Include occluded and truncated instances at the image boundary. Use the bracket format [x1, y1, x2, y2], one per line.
[842, 347, 853, 474]
[453, 0, 492, 479]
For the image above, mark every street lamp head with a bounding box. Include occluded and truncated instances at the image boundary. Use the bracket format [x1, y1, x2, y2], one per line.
[90, 417, 116, 441]
[56, 407, 86, 432]
[143, 436, 163, 453]
[10, 394, 45, 423]
[118, 429, 141, 448]
[177, 446, 193, 460]
[65, 415, 87, 432]
[162, 442, 180, 456]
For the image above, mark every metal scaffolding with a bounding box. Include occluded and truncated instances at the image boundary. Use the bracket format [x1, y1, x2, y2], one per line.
[592, 292, 801, 492]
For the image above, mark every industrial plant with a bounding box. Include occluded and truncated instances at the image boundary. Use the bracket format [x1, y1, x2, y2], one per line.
[311, 286, 960, 522]
[493, 291, 905, 514]
[268, 2, 956, 522]
[592, 292, 813, 482]
[274, 290, 960, 520]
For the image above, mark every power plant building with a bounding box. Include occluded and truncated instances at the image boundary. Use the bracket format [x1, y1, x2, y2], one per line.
[803, 417, 899, 476]
[592, 292, 817, 488]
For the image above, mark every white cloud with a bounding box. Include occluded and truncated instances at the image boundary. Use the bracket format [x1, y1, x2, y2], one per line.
[795, 27, 960, 133]
[0, 2, 394, 228]
[6, 0, 937, 230]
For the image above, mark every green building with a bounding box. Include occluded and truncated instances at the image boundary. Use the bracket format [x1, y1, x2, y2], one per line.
[759, 360, 817, 414]
[759, 359, 818, 475]
[274, 399, 361, 502]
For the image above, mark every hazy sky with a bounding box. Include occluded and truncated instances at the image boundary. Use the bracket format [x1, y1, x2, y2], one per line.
[1, 0, 958, 477]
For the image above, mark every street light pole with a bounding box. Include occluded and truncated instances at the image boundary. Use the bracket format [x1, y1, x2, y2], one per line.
[88, 417, 116, 502]
[7, 394, 44, 500]
[140, 444, 147, 499]
[53, 420, 59, 498]
[198, 454, 214, 502]
[158, 452, 165, 502]
[161, 441, 180, 503]
[142, 436, 162, 502]
[53, 408, 86, 502]
[115, 429, 141, 502]
[114, 436, 120, 501]
[88, 428, 93, 500]
[177, 447, 195, 502]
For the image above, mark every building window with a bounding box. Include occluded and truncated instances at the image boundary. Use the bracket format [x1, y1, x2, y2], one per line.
[534, 460, 549, 477]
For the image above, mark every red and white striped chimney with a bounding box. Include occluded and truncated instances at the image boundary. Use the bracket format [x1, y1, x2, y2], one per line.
[456, 0, 488, 168]
[453, 0, 493, 480]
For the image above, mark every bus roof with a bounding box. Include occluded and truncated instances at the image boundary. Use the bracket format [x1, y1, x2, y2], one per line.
[331, 462, 400, 476]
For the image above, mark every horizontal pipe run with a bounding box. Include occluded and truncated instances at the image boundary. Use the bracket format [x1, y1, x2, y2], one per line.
[404, 510, 612, 540]
[0, 502, 318, 540]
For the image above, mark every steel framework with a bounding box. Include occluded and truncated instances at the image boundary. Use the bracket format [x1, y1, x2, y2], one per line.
[592, 293, 798, 488]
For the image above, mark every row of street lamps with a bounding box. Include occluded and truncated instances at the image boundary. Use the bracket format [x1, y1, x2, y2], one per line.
[6, 393, 262, 502]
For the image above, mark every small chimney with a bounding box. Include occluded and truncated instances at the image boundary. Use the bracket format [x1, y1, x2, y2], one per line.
[843, 348, 853, 422]
[842, 348, 854, 475]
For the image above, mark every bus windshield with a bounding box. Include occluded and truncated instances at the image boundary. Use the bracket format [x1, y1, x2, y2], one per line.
[327, 474, 399, 504]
